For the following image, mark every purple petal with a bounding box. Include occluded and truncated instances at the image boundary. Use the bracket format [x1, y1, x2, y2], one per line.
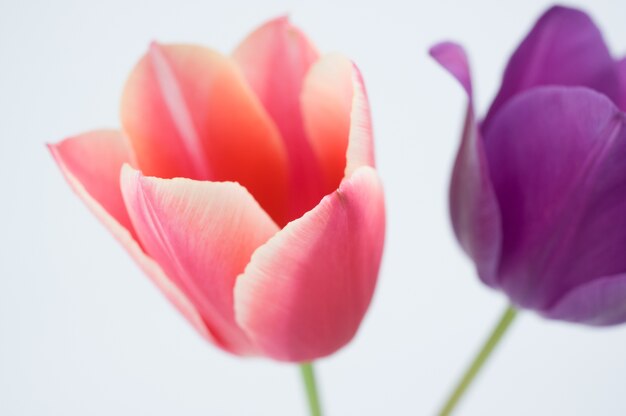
[484, 86, 626, 312]
[430, 42, 502, 286]
[482, 6, 621, 134]
[429, 42, 472, 96]
[545, 273, 626, 325]
[618, 57, 626, 111]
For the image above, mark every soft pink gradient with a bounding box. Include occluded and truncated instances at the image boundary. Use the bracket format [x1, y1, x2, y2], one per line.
[48, 17, 385, 361]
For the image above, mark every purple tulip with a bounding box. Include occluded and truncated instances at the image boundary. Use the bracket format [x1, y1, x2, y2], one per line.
[431, 6, 626, 325]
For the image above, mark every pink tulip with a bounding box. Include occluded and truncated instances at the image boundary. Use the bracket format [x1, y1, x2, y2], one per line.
[48, 17, 385, 362]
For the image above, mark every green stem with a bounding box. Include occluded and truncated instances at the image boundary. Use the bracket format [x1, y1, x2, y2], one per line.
[438, 304, 517, 416]
[299, 362, 322, 416]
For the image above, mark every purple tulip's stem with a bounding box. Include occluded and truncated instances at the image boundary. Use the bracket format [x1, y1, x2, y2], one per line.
[438, 304, 517, 416]
[299, 362, 322, 416]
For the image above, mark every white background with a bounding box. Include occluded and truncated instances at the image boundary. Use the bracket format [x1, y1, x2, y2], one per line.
[2, 0, 626, 414]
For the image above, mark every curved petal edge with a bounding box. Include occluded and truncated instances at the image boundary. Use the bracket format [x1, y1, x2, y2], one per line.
[234, 166, 385, 362]
[544, 273, 626, 325]
[482, 5, 620, 132]
[345, 62, 377, 177]
[120, 165, 281, 355]
[48, 132, 214, 342]
[430, 42, 502, 286]
[301, 53, 354, 195]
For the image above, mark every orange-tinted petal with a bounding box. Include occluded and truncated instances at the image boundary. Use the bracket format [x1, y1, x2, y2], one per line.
[233, 17, 324, 221]
[121, 43, 289, 225]
[301, 53, 353, 194]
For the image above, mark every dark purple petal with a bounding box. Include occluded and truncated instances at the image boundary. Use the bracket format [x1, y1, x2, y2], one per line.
[482, 6, 621, 134]
[484, 86, 626, 312]
[430, 42, 502, 286]
[545, 273, 626, 325]
[618, 57, 626, 111]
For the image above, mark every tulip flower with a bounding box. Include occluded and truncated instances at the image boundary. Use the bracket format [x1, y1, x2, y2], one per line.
[431, 6, 626, 414]
[48, 17, 385, 415]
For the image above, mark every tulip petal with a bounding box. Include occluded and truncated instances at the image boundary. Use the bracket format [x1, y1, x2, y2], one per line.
[48, 131, 213, 342]
[300, 53, 353, 194]
[483, 87, 626, 311]
[430, 43, 473, 96]
[430, 42, 502, 286]
[345, 62, 377, 177]
[618, 57, 626, 111]
[483, 6, 620, 133]
[121, 166, 281, 355]
[48, 130, 137, 237]
[234, 166, 385, 362]
[301, 54, 376, 194]
[233, 16, 325, 222]
[121, 43, 289, 226]
[545, 273, 626, 325]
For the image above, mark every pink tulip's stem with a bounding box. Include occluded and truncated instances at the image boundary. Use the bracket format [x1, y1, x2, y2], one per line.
[299, 362, 322, 416]
[438, 304, 517, 416]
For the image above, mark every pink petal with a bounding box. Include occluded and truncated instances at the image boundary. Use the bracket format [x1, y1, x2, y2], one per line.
[48, 131, 214, 343]
[121, 43, 289, 226]
[345, 62, 376, 176]
[300, 53, 353, 194]
[234, 166, 385, 362]
[48, 130, 137, 236]
[120, 166, 281, 355]
[430, 42, 502, 286]
[300, 52, 376, 194]
[233, 17, 325, 222]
